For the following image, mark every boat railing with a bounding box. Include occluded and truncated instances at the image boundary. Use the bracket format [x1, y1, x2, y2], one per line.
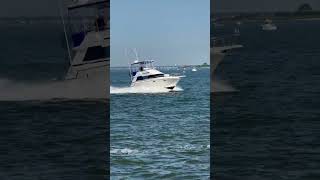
[211, 35, 240, 48]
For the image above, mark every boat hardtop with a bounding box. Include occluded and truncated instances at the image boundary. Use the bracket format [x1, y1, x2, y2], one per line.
[130, 60, 166, 80]
[62, 0, 110, 80]
[128, 58, 182, 89]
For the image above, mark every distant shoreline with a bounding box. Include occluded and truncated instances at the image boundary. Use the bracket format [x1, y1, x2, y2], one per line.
[212, 11, 320, 22]
[295, 17, 320, 21]
[111, 64, 210, 69]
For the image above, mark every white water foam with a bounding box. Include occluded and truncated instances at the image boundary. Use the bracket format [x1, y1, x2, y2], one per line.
[0, 78, 108, 101]
[167, 144, 210, 153]
[213, 79, 238, 93]
[110, 85, 183, 94]
[111, 148, 139, 155]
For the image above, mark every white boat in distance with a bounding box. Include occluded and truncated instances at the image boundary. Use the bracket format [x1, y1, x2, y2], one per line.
[129, 60, 183, 90]
[262, 19, 277, 31]
[192, 67, 197, 72]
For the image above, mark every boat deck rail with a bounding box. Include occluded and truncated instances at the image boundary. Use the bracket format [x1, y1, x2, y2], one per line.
[211, 35, 240, 47]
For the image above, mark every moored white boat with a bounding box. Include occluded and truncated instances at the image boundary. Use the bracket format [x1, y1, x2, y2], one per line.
[262, 19, 277, 31]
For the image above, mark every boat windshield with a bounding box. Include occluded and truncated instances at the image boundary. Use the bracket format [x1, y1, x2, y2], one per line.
[130, 60, 154, 76]
[67, 0, 109, 47]
[136, 74, 165, 81]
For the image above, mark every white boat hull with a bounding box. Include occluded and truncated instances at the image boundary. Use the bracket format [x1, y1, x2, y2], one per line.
[59, 76, 108, 99]
[131, 76, 181, 90]
[65, 60, 109, 99]
[262, 25, 277, 31]
[65, 60, 109, 80]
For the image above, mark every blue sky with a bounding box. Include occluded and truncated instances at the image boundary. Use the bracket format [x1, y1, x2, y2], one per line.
[110, 0, 210, 67]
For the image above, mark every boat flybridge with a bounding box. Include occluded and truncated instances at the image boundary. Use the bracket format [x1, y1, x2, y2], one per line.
[61, 0, 109, 83]
[262, 19, 277, 31]
[129, 60, 183, 90]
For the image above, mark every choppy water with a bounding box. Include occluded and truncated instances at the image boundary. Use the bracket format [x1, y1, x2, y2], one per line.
[111, 67, 210, 179]
[4, 18, 319, 180]
[212, 20, 320, 179]
[0, 23, 108, 179]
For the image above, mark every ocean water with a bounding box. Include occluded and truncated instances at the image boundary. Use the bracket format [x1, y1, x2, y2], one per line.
[212, 20, 320, 179]
[110, 67, 210, 179]
[0, 23, 108, 179]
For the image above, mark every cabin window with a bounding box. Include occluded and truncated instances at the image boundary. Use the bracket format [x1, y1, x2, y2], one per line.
[147, 74, 164, 79]
[136, 74, 164, 81]
[137, 76, 144, 81]
[84, 46, 109, 61]
[71, 32, 86, 47]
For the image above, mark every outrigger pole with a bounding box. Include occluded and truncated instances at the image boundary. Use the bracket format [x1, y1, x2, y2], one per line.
[126, 48, 133, 81]
[58, 0, 73, 65]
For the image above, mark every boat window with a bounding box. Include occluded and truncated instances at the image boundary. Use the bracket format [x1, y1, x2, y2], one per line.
[136, 74, 164, 81]
[137, 76, 144, 81]
[147, 74, 164, 79]
[71, 32, 86, 47]
[84, 46, 109, 61]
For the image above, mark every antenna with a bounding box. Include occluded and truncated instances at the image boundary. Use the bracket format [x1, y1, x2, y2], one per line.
[133, 48, 139, 61]
[125, 48, 134, 81]
[59, 0, 73, 65]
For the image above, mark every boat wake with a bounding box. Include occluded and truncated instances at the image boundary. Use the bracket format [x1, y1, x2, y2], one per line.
[0, 78, 108, 101]
[110, 148, 139, 155]
[213, 79, 238, 93]
[110, 85, 183, 94]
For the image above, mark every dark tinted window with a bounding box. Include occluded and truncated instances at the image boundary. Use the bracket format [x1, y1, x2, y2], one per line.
[71, 32, 85, 47]
[148, 74, 164, 79]
[137, 76, 144, 81]
[84, 46, 109, 61]
[136, 74, 164, 81]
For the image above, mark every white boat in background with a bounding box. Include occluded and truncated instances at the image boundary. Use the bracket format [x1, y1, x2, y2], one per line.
[262, 19, 277, 31]
[60, 0, 110, 98]
[192, 67, 197, 72]
[182, 67, 186, 73]
[129, 59, 183, 90]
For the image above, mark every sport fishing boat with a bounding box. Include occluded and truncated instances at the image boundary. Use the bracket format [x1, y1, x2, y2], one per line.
[261, 19, 277, 31]
[129, 60, 183, 90]
[211, 35, 242, 93]
[60, 0, 110, 98]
